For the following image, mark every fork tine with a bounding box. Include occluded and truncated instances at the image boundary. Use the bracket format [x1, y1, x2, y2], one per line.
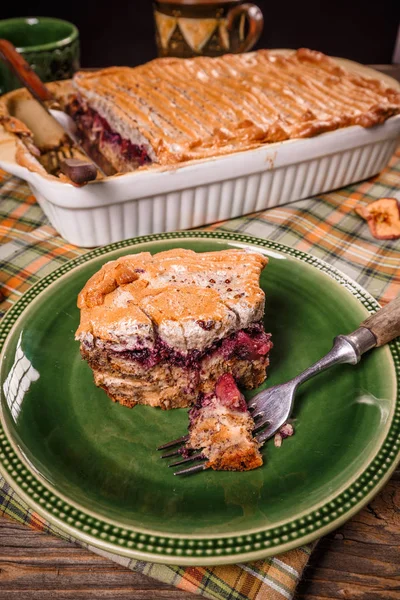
[252, 412, 264, 421]
[174, 463, 208, 476]
[247, 399, 260, 412]
[255, 423, 277, 445]
[161, 448, 182, 459]
[157, 434, 189, 451]
[253, 418, 271, 432]
[169, 452, 204, 468]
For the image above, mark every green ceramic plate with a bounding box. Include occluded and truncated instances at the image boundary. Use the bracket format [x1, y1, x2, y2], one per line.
[0, 232, 399, 565]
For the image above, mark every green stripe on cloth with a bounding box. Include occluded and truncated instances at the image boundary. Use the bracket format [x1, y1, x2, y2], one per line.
[0, 149, 399, 599]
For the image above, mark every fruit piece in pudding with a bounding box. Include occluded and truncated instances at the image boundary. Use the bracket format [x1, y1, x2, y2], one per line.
[186, 373, 263, 471]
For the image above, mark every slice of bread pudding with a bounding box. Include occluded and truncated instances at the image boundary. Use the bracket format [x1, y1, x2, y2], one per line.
[76, 248, 272, 409]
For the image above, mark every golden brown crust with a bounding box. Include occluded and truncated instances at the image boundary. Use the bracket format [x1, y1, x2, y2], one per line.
[77, 253, 151, 309]
[76, 249, 268, 344]
[73, 48, 400, 165]
[1, 50, 400, 183]
[207, 445, 263, 471]
[78, 249, 266, 308]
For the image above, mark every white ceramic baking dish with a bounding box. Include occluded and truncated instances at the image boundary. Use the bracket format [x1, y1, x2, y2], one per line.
[0, 57, 399, 248]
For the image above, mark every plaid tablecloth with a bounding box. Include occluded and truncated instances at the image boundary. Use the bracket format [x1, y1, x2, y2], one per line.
[0, 149, 399, 600]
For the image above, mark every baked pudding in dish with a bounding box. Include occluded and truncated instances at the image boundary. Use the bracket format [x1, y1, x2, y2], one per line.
[63, 48, 400, 174]
[76, 248, 272, 409]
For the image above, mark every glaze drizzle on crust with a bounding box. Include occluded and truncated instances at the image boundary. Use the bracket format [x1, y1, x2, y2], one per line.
[76, 248, 268, 353]
[72, 48, 400, 165]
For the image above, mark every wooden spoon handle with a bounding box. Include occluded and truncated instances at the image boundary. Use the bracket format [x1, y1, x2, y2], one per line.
[0, 39, 54, 104]
[361, 295, 400, 347]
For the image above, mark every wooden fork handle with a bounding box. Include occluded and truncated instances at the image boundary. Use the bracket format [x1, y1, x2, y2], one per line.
[361, 295, 400, 347]
[0, 39, 54, 104]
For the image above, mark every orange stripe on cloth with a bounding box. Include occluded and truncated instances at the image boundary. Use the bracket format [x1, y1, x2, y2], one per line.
[257, 208, 399, 274]
[177, 577, 204, 595]
[6, 199, 36, 221]
[30, 512, 46, 532]
[380, 280, 400, 305]
[15, 244, 79, 279]
[0, 217, 30, 232]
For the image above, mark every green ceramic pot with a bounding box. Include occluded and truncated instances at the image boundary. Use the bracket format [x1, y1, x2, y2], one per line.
[0, 17, 80, 96]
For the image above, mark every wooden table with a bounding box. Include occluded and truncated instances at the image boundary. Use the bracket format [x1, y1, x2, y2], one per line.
[0, 466, 398, 599]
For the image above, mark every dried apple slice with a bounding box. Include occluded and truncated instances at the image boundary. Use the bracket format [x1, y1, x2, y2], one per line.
[355, 198, 400, 240]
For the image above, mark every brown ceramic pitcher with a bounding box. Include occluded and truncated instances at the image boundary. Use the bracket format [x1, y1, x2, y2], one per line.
[153, 0, 264, 58]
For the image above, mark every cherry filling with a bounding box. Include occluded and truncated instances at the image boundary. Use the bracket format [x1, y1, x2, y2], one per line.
[102, 322, 272, 369]
[223, 330, 271, 361]
[67, 98, 152, 167]
[188, 374, 248, 427]
[218, 322, 272, 362]
[215, 373, 248, 412]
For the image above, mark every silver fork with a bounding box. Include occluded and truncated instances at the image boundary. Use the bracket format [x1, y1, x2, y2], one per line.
[158, 295, 400, 475]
